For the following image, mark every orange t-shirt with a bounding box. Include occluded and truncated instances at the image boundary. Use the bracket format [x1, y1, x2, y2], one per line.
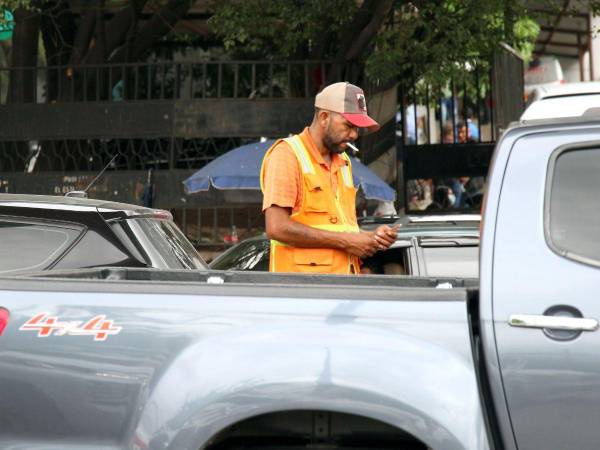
[262, 128, 348, 212]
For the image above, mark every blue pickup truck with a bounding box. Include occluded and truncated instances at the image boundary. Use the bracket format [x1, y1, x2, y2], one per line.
[0, 115, 598, 450]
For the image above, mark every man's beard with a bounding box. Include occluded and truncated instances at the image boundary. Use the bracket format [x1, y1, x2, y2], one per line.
[323, 132, 347, 154]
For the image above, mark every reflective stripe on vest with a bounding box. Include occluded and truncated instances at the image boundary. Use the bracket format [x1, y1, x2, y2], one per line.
[339, 153, 354, 189]
[284, 135, 315, 174]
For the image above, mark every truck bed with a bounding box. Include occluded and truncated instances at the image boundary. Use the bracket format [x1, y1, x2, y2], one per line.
[0, 269, 485, 450]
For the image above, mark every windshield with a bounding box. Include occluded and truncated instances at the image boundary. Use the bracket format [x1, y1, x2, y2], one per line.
[114, 218, 207, 270]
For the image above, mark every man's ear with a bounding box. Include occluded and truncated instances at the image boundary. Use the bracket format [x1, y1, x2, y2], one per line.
[318, 109, 330, 127]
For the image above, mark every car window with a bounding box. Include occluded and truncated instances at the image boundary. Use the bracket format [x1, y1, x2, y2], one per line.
[546, 147, 600, 266]
[361, 247, 409, 275]
[120, 218, 207, 270]
[210, 239, 270, 271]
[52, 230, 137, 270]
[420, 246, 479, 278]
[0, 219, 81, 274]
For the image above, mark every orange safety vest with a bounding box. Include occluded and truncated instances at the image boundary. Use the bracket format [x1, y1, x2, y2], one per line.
[260, 134, 361, 274]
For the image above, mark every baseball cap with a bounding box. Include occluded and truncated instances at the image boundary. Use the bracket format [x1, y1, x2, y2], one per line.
[314, 82, 380, 132]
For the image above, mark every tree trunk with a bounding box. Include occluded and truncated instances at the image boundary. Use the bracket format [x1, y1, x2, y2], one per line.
[84, 0, 149, 65]
[327, 0, 394, 85]
[9, 7, 41, 103]
[41, 1, 76, 102]
[107, 0, 192, 99]
[68, 3, 96, 66]
[110, 0, 193, 63]
[90, 0, 109, 100]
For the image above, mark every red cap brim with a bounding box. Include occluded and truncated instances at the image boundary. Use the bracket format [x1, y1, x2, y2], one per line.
[341, 113, 380, 132]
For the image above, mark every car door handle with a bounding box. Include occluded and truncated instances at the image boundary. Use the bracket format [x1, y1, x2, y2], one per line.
[509, 314, 599, 332]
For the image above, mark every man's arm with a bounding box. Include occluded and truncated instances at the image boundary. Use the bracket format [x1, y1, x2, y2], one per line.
[265, 206, 398, 259]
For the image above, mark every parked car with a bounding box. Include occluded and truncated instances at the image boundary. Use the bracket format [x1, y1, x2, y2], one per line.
[521, 81, 600, 120]
[0, 194, 207, 274]
[209, 214, 480, 278]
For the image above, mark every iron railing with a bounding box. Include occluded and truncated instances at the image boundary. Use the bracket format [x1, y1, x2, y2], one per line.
[396, 65, 496, 213]
[397, 65, 495, 146]
[1, 60, 357, 104]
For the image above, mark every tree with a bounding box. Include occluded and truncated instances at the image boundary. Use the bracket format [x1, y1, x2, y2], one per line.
[0, 0, 196, 102]
[208, 0, 598, 88]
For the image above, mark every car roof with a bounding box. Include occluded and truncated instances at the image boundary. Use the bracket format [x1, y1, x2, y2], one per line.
[522, 82, 600, 121]
[521, 96, 600, 121]
[399, 222, 479, 235]
[360, 214, 480, 228]
[531, 81, 600, 99]
[229, 216, 481, 244]
[0, 193, 164, 216]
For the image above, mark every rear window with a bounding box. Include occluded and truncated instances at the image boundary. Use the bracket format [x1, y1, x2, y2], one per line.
[0, 219, 81, 274]
[546, 147, 600, 266]
[122, 218, 207, 270]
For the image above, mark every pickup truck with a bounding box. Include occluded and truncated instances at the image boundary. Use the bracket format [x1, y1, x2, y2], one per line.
[0, 116, 598, 450]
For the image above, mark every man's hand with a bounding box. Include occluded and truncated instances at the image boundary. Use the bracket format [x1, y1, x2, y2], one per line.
[373, 224, 399, 250]
[345, 232, 381, 258]
[345, 224, 400, 258]
[265, 205, 400, 258]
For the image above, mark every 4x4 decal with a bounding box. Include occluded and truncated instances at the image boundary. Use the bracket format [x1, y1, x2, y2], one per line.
[20, 313, 122, 341]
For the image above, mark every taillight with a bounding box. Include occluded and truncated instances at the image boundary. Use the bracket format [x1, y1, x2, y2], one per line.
[0, 308, 9, 336]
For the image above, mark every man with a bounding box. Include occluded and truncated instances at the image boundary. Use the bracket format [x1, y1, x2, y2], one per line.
[260, 82, 399, 274]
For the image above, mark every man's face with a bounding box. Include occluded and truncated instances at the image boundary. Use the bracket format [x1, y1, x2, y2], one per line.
[322, 111, 359, 154]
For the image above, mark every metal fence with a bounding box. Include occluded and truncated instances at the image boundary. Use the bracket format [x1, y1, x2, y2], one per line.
[0, 136, 254, 172]
[0, 59, 358, 249]
[396, 45, 523, 213]
[0, 135, 264, 250]
[2, 60, 357, 103]
[397, 65, 495, 147]
[396, 65, 495, 213]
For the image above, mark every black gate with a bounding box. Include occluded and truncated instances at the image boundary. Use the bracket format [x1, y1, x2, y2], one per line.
[397, 45, 524, 213]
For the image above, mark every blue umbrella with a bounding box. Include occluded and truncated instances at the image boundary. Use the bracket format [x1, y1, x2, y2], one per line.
[183, 140, 396, 202]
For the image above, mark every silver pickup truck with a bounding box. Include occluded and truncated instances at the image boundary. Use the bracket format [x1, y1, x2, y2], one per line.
[0, 116, 599, 450]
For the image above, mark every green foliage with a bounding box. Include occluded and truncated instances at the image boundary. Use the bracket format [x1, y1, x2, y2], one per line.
[366, 1, 513, 86]
[208, 0, 357, 59]
[211, 0, 600, 86]
[0, 1, 34, 10]
[512, 17, 539, 64]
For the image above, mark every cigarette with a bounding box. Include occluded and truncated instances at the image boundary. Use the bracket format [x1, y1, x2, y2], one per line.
[346, 142, 359, 153]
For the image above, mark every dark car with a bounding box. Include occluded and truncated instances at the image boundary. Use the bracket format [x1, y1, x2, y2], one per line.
[0, 194, 207, 275]
[209, 214, 480, 277]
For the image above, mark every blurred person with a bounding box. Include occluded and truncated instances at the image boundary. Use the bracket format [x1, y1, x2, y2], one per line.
[458, 120, 478, 144]
[442, 122, 455, 144]
[374, 200, 397, 217]
[426, 185, 455, 210]
[407, 178, 434, 211]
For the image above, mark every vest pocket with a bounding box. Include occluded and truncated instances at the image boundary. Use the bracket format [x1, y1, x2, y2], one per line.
[293, 248, 334, 266]
[303, 174, 330, 213]
[304, 191, 330, 213]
